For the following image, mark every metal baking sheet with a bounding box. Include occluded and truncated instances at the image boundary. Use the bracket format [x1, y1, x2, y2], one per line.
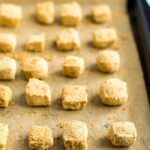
[0, 0, 150, 149]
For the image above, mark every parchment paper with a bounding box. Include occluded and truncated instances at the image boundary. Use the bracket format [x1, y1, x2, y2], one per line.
[0, 0, 150, 149]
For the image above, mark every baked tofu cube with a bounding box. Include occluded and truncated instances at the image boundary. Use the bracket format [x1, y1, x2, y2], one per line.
[21, 56, 48, 80]
[0, 57, 17, 80]
[0, 3, 22, 27]
[36, 1, 55, 25]
[99, 78, 128, 106]
[62, 120, 88, 150]
[63, 55, 85, 77]
[0, 85, 12, 108]
[62, 85, 87, 110]
[93, 28, 118, 48]
[29, 125, 53, 150]
[0, 123, 9, 150]
[26, 33, 45, 52]
[0, 33, 17, 52]
[92, 4, 111, 23]
[56, 28, 80, 51]
[26, 78, 51, 106]
[60, 1, 82, 26]
[96, 50, 120, 73]
[107, 122, 137, 146]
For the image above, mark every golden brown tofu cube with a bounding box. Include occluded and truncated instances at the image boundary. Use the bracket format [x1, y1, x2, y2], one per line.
[26, 33, 45, 52]
[0, 57, 17, 80]
[26, 78, 51, 106]
[56, 28, 80, 51]
[35, 1, 55, 25]
[62, 85, 87, 110]
[29, 125, 54, 150]
[93, 28, 118, 48]
[0, 33, 17, 52]
[107, 122, 137, 146]
[92, 4, 111, 23]
[99, 78, 128, 106]
[96, 50, 120, 73]
[21, 56, 48, 80]
[63, 55, 85, 77]
[0, 84, 12, 108]
[0, 123, 9, 150]
[60, 1, 82, 26]
[0, 3, 22, 27]
[62, 120, 88, 150]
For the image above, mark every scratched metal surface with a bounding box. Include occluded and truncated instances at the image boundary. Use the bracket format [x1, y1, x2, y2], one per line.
[0, 0, 150, 149]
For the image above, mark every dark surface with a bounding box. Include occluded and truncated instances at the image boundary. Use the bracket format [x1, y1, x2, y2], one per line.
[127, 0, 150, 100]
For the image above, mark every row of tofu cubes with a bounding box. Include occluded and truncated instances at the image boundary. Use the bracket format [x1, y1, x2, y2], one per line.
[0, 49, 120, 81]
[0, 120, 137, 150]
[0, 27, 118, 52]
[0, 77, 128, 108]
[0, 1, 112, 27]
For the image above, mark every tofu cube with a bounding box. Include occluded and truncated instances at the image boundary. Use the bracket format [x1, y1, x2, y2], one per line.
[56, 28, 80, 51]
[92, 4, 111, 23]
[36, 1, 55, 25]
[62, 85, 87, 110]
[0, 33, 17, 52]
[96, 50, 120, 73]
[0, 123, 9, 150]
[99, 78, 128, 106]
[107, 122, 137, 146]
[0, 57, 17, 80]
[93, 28, 118, 48]
[21, 56, 48, 80]
[26, 33, 45, 52]
[60, 1, 82, 26]
[26, 78, 51, 106]
[29, 125, 53, 150]
[0, 3, 22, 27]
[0, 85, 12, 107]
[63, 55, 84, 77]
[62, 120, 88, 150]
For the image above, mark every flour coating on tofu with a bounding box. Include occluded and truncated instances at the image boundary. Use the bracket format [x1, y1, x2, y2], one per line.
[93, 28, 118, 48]
[0, 123, 9, 150]
[107, 122, 137, 146]
[0, 3, 22, 27]
[61, 120, 88, 150]
[26, 78, 51, 106]
[29, 125, 53, 150]
[0, 84, 12, 108]
[26, 33, 45, 52]
[60, 1, 82, 26]
[36, 1, 55, 25]
[63, 55, 84, 77]
[0, 57, 17, 80]
[96, 50, 120, 73]
[62, 85, 87, 110]
[99, 78, 128, 106]
[0, 33, 17, 52]
[56, 28, 80, 51]
[92, 4, 111, 23]
[21, 56, 48, 80]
